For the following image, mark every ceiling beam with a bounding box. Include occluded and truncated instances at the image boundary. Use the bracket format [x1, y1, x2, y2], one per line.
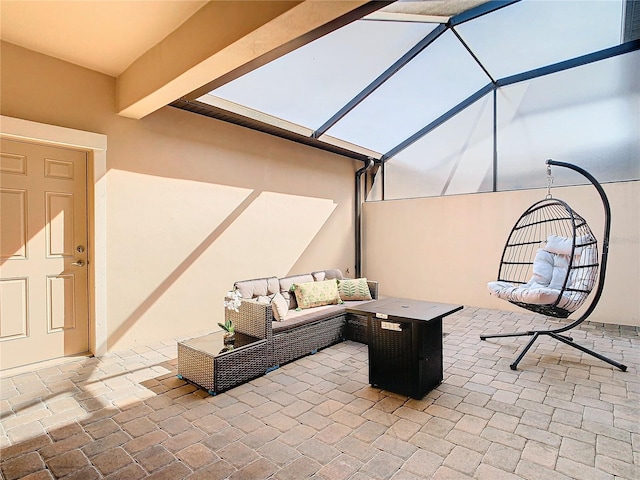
[116, 0, 379, 119]
[170, 99, 375, 162]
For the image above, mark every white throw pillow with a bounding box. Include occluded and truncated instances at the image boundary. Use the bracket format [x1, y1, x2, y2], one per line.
[271, 292, 289, 321]
[529, 249, 554, 286]
[548, 254, 570, 290]
[545, 235, 574, 255]
[256, 292, 289, 321]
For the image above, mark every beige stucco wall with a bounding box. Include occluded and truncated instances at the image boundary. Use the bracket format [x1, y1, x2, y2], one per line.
[2, 39, 637, 360]
[363, 180, 640, 326]
[1, 42, 359, 351]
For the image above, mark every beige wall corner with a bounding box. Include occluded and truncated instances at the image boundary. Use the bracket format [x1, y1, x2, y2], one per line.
[116, 0, 374, 119]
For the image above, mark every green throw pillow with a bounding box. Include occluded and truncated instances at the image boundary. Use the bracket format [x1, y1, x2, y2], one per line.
[337, 278, 372, 301]
[292, 279, 341, 309]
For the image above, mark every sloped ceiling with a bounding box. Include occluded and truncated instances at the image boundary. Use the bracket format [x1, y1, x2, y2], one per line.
[0, 0, 208, 77]
[0, 0, 487, 119]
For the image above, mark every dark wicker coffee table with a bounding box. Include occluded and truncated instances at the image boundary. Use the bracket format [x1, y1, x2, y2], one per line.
[177, 331, 268, 395]
[347, 297, 462, 399]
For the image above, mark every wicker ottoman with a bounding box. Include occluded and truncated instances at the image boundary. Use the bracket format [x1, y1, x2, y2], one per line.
[178, 331, 268, 395]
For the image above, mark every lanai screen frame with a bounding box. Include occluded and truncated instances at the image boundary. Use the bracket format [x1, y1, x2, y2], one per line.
[173, 0, 640, 197]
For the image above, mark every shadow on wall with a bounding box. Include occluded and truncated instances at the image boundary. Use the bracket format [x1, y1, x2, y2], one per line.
[107, 106, 355, 195]
[106, 169, 338, 352]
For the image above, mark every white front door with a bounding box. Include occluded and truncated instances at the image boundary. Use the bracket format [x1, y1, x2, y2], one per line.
[1, 138, 89, 370]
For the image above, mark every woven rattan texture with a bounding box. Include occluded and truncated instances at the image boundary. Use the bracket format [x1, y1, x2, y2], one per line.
[369, 318, 443, 398]
[273, 314, 346, 366]
[228, 280, 378, 368]
[177, 343, 215, 391]
[214, 340, 268, 393]
[178, 337, 268, 394]
[228, 300, 272, 341]
[346, 314, 368, 344]
[369, 320, 413, 378]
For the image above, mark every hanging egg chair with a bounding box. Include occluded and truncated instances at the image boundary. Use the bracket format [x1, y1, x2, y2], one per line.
[481, 160, 627, 372]
[488, 197, 598, 319]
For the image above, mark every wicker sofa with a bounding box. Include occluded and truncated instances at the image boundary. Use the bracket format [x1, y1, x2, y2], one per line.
[227, 269, 378, 370]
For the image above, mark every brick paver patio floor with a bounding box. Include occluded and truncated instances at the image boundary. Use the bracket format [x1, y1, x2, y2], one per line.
[1, 307, 639, 479]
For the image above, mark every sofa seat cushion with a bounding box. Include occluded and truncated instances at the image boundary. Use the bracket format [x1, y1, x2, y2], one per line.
[271, 298, 375, 334]
[272, 304, 346, 333]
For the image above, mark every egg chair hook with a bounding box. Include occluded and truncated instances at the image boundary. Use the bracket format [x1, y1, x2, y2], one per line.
[546, 161, 554, 199]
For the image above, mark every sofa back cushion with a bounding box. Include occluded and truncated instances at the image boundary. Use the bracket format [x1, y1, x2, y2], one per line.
[311, 269, 344, 282]
[279, 274, 314, 309]
[234, 276, 279, 299]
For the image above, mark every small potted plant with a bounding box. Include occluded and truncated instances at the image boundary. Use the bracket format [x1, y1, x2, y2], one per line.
[220, 289, 242, 344]
[218, 317, 235, 343]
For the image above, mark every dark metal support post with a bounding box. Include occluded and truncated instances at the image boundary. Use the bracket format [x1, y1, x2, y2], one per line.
[355, 158, 375, 278]
[492, 89, 498, 192]
[481, 160, 627, 372]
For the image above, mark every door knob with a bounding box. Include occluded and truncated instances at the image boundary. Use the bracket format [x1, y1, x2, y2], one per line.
[71, 259, 85, 267]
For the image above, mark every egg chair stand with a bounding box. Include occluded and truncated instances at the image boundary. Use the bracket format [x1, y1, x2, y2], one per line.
[481, 160, 627, 372]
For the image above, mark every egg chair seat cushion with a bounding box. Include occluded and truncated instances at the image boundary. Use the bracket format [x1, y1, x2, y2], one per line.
[488, 280, 573, 307]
